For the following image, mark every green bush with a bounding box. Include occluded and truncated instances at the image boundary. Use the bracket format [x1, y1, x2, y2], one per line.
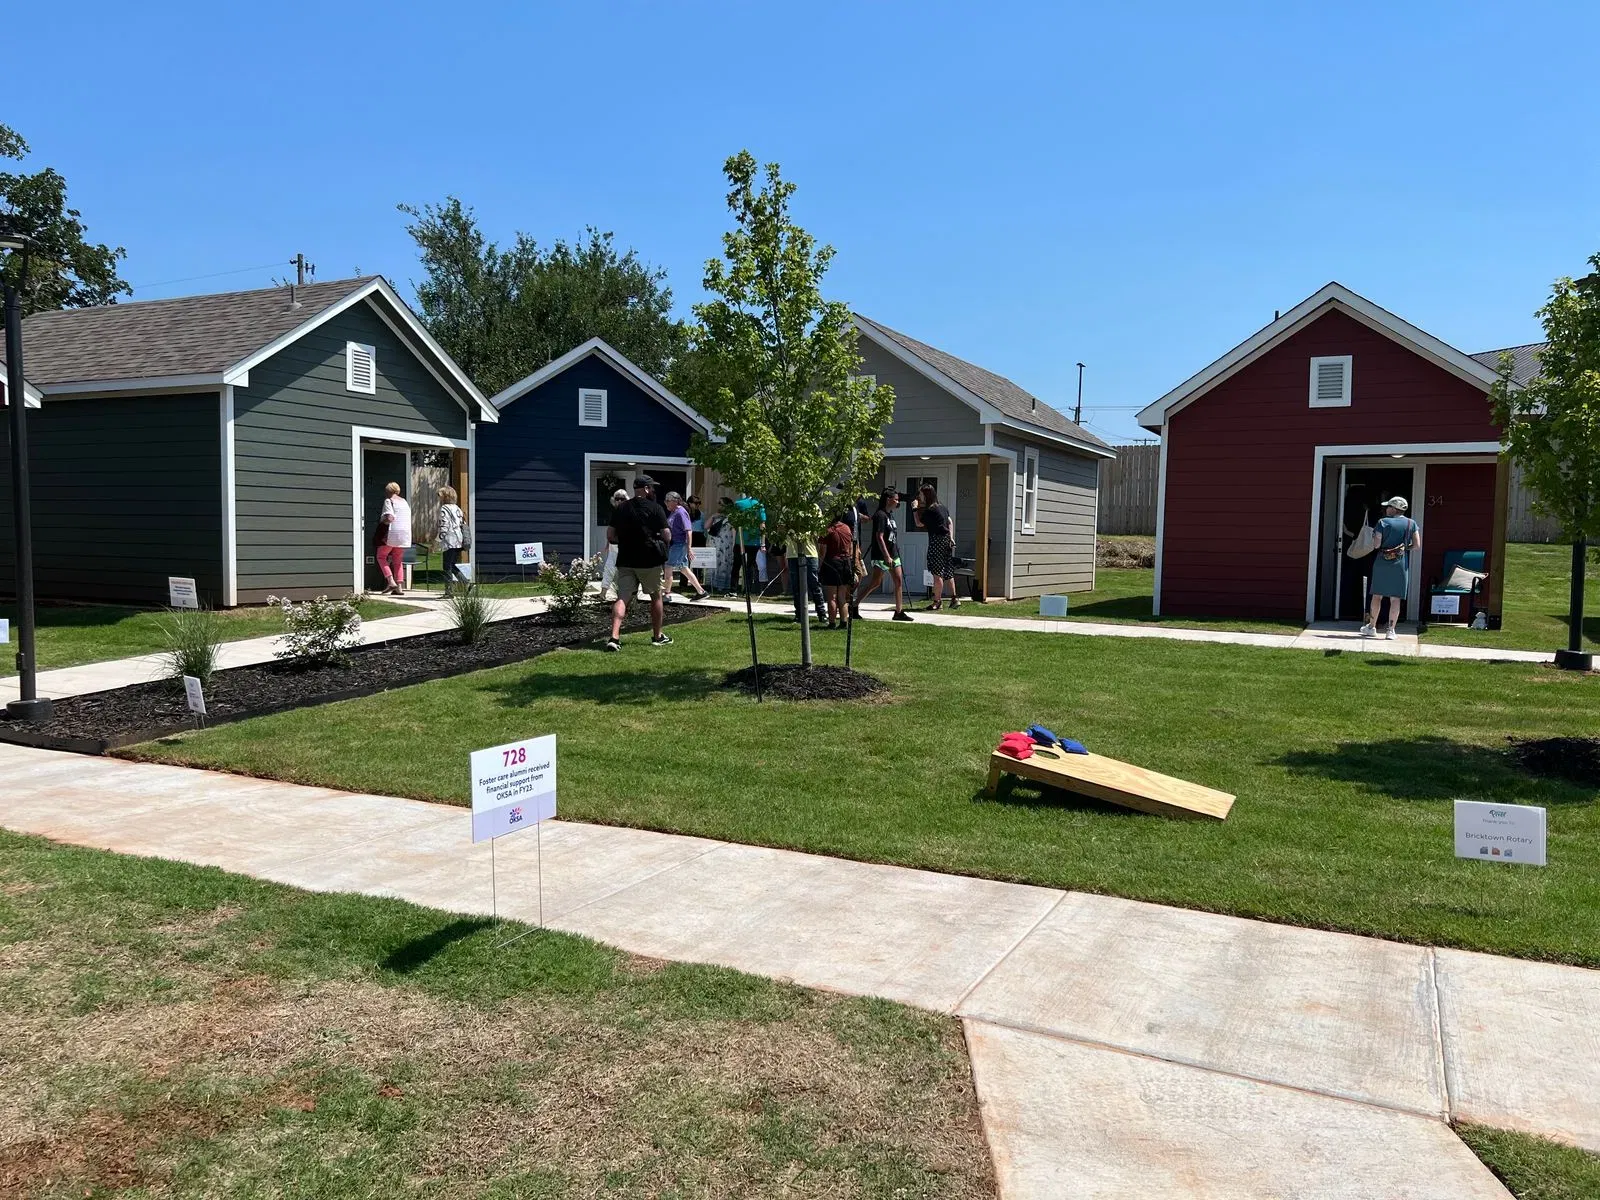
[268, 594, 363, 667]
[538, 555, 605, 623]
[445, 585, 503, 645]
[157, 606, 225, 686]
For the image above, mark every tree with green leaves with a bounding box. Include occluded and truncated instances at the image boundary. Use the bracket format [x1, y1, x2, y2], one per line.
[400, 198, 682, 397]
[678, 151, 895, 668]
[1490, 256, 1600, 665]
[0, 124, 130, 314]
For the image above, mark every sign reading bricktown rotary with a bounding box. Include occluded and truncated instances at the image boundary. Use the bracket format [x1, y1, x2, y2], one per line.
[1454, 800, 1546, 866]
[470, 735, 557, 843]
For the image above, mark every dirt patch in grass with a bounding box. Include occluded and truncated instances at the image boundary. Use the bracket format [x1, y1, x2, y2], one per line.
[723, 663, 890, 701]
[1509, 736, 1600, 788]
[1097, 536, 1156, 569]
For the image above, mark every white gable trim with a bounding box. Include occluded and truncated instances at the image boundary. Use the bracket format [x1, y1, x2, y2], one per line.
[221, 277, 497, 423]
[0, 375, 43, 407]
[1136, 282, 1501, 431]
[489, 337, 713, 435]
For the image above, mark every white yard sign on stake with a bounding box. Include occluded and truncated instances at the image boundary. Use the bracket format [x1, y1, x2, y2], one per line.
[1431, 594, 1462, 616]
[1454, 800, 1546, 866]
[689, 546, 718, 570]
[182, 675, 207, 723]
[168, 577, 199, 609]
[514, 542, 545, 567]
[470, 734, 557, 939]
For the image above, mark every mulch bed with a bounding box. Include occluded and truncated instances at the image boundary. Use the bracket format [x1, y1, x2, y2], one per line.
[0, 604, 719, 755]
[722, 663, 889, 701]
[1508, 736, 1600, 788]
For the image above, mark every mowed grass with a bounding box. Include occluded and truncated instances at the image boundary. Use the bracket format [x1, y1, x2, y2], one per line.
[1426, 542, 1599, 653]
[0, 829, 993, 1199]
[1458, 1125, 1600, 1200]
[134, 613, 1600, 966]
[0, 598, 415, 677]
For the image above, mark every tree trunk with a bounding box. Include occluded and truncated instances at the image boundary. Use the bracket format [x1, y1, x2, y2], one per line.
[744, 576, 763, 701]
[798, 556, 813, 668]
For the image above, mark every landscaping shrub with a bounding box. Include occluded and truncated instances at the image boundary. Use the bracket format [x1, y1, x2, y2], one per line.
[1097, 536, 1156, 570]
[539, 555, 605, 623]
[157, 606, 225, 686]
[268, 594, 364, 666]
[445, 585, 503, 645]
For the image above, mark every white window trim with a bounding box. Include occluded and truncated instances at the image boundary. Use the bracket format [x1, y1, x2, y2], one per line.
[1020, 446, 1039, 535]
[1309, 354, 1352, 408]
[346, 341, 377, 394]
[578, 387, 608, 427]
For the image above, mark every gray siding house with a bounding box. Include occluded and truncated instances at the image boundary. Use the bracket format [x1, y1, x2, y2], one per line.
[0, 277, 496, 607]
[852, 314, 1113, 599]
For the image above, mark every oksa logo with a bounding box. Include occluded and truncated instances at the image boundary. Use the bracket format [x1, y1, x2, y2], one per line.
[508, 807, 523, 825]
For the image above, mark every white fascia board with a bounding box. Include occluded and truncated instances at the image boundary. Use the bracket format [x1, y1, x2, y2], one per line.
[1, 378, 43, 408]
[490, 336, 711, 434]
[990, 417, 1117, 460]
[1136, 282, 1503, 431]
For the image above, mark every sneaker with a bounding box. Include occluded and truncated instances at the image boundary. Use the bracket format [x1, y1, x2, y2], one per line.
[691, 590, 708, 602]
[604, 638, 621, 652]
[950, 599, 962, 609]
[815, 607, 828, 623]
[892, 611, 914, 622]
[1359, 623, 1376, 638]
[651, 633, 673, 647]
[1385, 628, 1397, 640]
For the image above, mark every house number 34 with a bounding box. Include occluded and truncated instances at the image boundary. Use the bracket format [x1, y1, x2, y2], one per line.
[1427, 495, 1445, 507]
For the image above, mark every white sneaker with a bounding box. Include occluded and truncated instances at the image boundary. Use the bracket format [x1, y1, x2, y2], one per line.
[1359, 623, 1376, 638]
[1385, 628, 1397, 640]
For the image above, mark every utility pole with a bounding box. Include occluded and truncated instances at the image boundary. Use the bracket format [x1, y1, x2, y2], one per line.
[289, 253, 315, 285]
[1074, 362, 1086, 425]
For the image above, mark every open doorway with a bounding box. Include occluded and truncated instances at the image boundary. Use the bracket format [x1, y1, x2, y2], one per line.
[361, 446, 410, 592]
[1323, 465, 1414, 621]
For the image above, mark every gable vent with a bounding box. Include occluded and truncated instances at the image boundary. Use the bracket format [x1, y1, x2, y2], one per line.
[579, 387, 608, 427]
[346, 342, 377, 394]
[1308, 355, 1352, 407]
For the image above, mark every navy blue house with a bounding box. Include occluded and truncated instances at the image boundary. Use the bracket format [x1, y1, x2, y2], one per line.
[475, 338, 713, 579]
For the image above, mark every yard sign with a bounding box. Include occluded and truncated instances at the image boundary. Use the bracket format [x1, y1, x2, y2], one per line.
[689, 546, 718, 570]
[182, 675, 207, 716]
[168, 577, 199, 609]
[470, 734, 557, 843]
[1454, 800, 1546, 866]
[514, 542, 545, 567]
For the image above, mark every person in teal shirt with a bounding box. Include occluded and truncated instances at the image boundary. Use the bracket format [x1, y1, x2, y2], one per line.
[730, 495, 765, 594]
[1362, 496, 1420, 641]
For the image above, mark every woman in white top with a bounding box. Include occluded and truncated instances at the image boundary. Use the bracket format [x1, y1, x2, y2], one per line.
[433, 485, 469, 596]
[376, 481, 412, 596]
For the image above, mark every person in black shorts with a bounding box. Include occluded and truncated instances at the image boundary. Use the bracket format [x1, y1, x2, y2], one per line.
[912, 483, 959, 610]
[605, 476, 673, 651]
[852, 488, 912, 622]
[818, 511, 855, 628]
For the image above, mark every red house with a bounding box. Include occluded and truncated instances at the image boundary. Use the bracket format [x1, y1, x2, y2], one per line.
[1138, 283, 1525, 625]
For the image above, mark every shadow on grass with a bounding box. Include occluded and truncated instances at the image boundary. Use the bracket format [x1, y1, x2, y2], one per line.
[482, 664, 725, 708]
[1274, 736, 1596, 805]
[975, 777, 1145, 818]
[380, 917, 493, 973]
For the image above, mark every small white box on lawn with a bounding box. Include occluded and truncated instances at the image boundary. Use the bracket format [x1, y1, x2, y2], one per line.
[1431, 594, 1461, 616]
[182, 675, 206, 715]
[470, 734, 557, 843]
[1454, 800, 1545, 866]
[168, 577, 199, 609]
[1040, 595, 1069, 617]
[514, 542, 545, 567]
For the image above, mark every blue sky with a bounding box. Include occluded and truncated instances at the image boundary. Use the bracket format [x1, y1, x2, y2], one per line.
[11, 1, 1598, 442]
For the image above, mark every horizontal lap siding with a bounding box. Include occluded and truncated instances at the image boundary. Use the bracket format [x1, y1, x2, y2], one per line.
[474, 356, 697, 576]
[857, 342, 985, 449]
[232, 302, 469, 602]
[1160, 310, 1499, 619]
[997, 432, 1100, 597]
[0, 394, 223, 605]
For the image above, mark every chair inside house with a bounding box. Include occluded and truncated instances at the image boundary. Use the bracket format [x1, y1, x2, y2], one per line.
[1430, 550, 1488, 623]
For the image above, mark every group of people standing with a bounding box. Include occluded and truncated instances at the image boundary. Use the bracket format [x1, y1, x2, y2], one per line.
[372, 481, 471, 597]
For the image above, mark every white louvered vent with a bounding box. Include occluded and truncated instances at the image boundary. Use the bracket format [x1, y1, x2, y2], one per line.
[1308, 355, 1352, 407]
[346, 342, 377, 394]
[579, 387, 608, 427]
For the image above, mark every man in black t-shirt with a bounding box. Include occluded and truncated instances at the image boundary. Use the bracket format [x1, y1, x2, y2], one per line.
[606, 476, 673, 651]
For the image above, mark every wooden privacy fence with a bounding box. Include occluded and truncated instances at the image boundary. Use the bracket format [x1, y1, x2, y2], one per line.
[410, 460, 451, 545]
[1097, 443, 1159, 535]
[1096, 447, 1567, 543]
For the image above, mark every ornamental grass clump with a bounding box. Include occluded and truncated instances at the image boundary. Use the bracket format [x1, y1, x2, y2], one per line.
[538, 555, 605, 623]
[268, 594, 363, 667]
[157, 606, 225, 687]
[445, 585, 503, 645]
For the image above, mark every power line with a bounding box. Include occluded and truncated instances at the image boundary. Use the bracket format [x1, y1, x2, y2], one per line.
[129, 262, 283, 292]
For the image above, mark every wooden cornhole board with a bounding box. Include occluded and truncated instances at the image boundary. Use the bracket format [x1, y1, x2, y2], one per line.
[986, 748, 1234, 820]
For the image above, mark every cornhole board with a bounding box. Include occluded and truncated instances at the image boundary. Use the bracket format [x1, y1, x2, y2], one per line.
[986, 748, 1234, 820]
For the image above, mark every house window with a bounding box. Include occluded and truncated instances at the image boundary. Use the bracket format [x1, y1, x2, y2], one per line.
[1021, 447, 1039, 534]
[346, 342, 377, 394]
[1309, 355, 1352, 407]
[579, 388, 608, 427]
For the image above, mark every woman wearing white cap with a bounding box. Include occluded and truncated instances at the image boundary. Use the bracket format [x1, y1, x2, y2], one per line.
[1362, 497, 1420, 640]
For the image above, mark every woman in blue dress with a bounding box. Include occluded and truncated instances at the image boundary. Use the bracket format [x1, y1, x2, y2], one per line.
[1362, 496, 1421, 640]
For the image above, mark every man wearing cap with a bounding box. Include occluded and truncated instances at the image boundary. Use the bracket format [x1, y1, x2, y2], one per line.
[605, 475, 673, 651]
[1362, 496, 1420, 640]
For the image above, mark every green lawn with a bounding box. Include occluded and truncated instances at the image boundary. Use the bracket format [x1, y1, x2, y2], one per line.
[0, 829, 992, 1198]
[1425, 542, 1599, 654]
[0, 598, 414, 677]
[134, 613, 1600, 967]
[966, 568, 1302, 635]
[1458, 1125, 1600, 1200]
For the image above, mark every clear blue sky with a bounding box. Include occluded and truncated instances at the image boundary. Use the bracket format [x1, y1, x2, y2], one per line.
[12, 1, 1599, 442]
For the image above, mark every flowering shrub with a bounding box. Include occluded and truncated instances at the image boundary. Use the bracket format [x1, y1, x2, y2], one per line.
[267, 594, 364, 666]
[538, 555, 605, 623]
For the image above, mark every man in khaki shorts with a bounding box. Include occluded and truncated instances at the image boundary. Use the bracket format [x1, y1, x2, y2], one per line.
[605, 475, 673, 652]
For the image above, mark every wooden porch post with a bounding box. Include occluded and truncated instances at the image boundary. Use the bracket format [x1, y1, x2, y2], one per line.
[453, 448, 470, 564]
[1487, 451, 1511, 624]
[975, 453, 992, 601]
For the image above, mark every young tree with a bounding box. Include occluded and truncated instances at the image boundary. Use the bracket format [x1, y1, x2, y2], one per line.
[1490, 257, 1600, 666]
[400, 198, 682, 397]
[0, 123, 130, 314]
[679, 151, 894, 667]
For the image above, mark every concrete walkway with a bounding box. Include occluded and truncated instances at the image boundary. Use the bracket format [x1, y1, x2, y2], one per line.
[5, 743, 1597, 1197]
[740, 598, 1556, 664]
[0, 596, 550, 706]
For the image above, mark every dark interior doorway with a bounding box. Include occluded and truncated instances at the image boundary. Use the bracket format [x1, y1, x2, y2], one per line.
[363, 447, 409, 592]
[1331, 466, 1413, 621]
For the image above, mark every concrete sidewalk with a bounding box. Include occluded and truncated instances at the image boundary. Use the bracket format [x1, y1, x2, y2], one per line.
[5, 743, 1596, 1197]
[743, 598, 1555, 664]
[0, 596, 550, 706]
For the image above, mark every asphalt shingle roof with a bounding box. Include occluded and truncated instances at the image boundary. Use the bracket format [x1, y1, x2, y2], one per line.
[16, 276, 379, 386]
[1470, 341, 1546, 388]
[854, 314, 1110, 451]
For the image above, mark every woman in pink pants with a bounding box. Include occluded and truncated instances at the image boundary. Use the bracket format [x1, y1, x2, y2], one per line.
[377, 481, 412, 595]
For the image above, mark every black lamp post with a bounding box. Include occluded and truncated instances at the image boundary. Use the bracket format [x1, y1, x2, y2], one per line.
[2, 233, 51, 721]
